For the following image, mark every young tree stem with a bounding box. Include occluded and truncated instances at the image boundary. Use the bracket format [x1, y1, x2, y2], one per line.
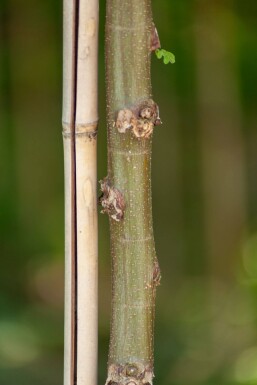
[104, 1, 160, 384]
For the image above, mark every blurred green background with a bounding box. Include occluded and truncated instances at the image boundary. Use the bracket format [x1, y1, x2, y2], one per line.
[1, 0, 257, 384]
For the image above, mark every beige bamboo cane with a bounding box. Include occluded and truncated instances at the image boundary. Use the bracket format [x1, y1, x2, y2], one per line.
[62, 0, 98, 384]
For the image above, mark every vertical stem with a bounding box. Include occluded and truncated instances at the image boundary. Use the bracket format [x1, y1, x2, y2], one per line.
[62, 0, 99, 384]
[104, 1, 160, 384]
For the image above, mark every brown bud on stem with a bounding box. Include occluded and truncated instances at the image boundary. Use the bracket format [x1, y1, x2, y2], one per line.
[150, 24, 161, 52]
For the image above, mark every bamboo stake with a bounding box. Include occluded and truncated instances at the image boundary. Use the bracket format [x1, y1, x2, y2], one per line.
[62, 1, 98, 384]
[101, 1, 161, 385]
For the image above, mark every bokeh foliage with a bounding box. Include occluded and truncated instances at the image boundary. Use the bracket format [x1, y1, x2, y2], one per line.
[1, 0, 257, 384]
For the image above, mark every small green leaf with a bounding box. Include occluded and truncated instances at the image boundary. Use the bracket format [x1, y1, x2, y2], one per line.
[155, 48, 175, 65]
[167, 52, 175, 64]
[155, 49, 163, 59]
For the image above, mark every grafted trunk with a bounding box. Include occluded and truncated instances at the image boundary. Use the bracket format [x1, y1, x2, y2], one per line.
[102, 1, 160, 384]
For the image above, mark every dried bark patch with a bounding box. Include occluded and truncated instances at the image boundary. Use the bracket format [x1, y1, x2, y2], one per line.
[99, 178, 125, 222]
[115, 99, 161, 139]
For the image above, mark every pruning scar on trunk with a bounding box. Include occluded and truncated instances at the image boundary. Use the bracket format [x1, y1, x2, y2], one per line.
[115, 99, 162, 139]
[99, 177, 125, 222]
[106, 363, 153, 385]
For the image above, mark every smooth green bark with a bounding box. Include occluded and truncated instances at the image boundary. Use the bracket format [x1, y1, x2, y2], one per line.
[104, 1, 160, 384]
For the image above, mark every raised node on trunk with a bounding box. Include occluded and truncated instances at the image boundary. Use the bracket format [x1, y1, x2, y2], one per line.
[99, 177, 125, 221]
[106, 363, 153, 385]
[115, 99, 161, 139]
[116, 109, 137, 134]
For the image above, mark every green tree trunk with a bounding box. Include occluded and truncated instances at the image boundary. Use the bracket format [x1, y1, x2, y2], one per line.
[101, 1, 161, 384]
